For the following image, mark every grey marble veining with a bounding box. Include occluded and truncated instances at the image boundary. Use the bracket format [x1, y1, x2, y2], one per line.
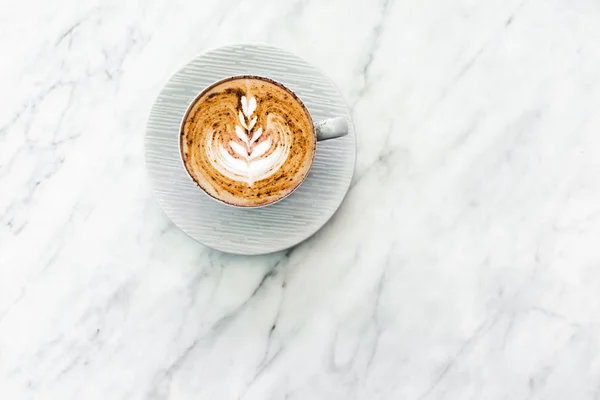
[2, 0, 600, 399]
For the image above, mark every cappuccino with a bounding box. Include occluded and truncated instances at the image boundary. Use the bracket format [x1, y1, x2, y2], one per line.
[181, 76, 316, 207]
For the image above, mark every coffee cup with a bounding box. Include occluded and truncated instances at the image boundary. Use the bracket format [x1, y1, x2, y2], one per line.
[180, 75, 348, 208]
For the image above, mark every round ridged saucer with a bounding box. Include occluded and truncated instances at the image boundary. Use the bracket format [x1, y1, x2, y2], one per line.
[145, 44, 356, 255]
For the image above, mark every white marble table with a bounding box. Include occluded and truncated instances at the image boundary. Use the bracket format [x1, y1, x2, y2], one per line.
[2, 0, 600, 398]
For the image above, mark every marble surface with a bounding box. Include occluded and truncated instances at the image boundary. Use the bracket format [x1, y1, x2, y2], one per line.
[2, 0, 600, 398]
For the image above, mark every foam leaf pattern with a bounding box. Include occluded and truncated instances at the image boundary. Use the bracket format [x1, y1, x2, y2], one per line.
[241, 96, 249, 116]
[250, 127, 263, 144]
[230, 141, 247, 158]
[247, 96, 257, 116]
[238, 111, 247, 129]
[250, 137, 270, 159]
[213, 94, 290, 186]
[235, 125, 248, 145]
[248, 116, 257, 130]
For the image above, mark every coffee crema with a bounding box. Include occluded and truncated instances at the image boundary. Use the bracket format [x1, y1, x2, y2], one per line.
[181, 76, 316, 207]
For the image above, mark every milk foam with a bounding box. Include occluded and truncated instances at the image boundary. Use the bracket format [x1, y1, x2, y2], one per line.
[206, 96, 290, 186]
[205, 95, 291, 186]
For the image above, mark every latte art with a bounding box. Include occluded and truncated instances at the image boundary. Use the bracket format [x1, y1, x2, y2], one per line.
[207, 94, 290, 186]
[181, 76, 316, 207]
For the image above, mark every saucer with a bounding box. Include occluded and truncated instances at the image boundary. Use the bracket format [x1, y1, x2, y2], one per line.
[145, 44, 356, 255]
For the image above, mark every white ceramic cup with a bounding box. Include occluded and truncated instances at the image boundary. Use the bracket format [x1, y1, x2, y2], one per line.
[180, 75, 349, 207]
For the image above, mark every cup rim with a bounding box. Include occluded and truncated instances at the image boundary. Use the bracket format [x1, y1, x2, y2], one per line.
[179, 74, 317, 209]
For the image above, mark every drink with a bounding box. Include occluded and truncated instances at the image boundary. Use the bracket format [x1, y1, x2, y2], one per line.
[181, 76, 316, 207]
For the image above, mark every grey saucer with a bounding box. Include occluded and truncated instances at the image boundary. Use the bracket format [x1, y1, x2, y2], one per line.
[145, 44, 356, 255]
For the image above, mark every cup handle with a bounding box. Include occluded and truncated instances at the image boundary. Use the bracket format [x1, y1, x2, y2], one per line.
[315, 117, 348, 141]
